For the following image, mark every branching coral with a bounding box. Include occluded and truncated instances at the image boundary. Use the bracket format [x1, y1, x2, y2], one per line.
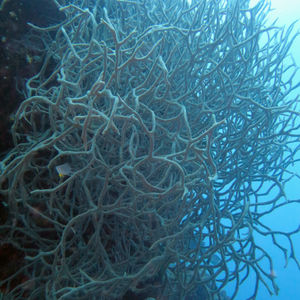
[0, 0, 300, 299]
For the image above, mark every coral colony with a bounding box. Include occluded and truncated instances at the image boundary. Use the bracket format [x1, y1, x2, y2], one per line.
[0, 0, 299, 299]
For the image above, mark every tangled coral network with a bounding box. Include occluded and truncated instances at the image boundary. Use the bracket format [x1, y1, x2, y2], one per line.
[0, 0, 300, 299]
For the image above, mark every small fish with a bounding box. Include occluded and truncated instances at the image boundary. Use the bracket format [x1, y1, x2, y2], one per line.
[269, 268, 277, 278]
[26, 54, 33, 64]
[55, 163, 72, 178]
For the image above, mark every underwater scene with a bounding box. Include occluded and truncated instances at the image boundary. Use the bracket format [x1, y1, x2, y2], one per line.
[0, 0, 299, 299]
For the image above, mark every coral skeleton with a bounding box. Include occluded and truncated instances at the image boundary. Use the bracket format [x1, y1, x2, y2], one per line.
[0, 0, 299, 299]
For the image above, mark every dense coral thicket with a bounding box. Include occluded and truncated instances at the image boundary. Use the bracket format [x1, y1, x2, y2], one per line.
[0, 0, 299, 299]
